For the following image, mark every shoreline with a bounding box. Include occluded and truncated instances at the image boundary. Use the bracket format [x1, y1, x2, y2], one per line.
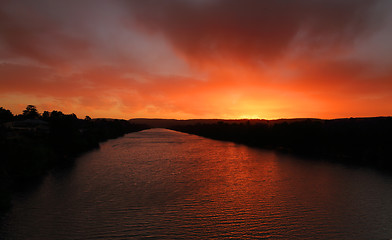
[0, 117, 149, 212]
[168, 117, 392, 173]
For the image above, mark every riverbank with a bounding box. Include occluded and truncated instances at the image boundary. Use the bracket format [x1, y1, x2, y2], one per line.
[0, 108, 149, 212]
[168, 117, 392, 172]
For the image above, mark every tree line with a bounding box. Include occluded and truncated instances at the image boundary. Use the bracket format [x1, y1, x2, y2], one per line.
[169, 117, 392, 171]
[0, 105, 149, 211]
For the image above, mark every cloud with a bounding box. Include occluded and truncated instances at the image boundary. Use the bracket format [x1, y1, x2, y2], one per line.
[125, 0, 392, 117]
[0, 0, 201, 118]
[127, 0, 376, 65]
[1, 0, 391, 119]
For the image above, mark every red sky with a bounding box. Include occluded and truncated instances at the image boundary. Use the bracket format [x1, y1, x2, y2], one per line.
[1, 0, 392, 119]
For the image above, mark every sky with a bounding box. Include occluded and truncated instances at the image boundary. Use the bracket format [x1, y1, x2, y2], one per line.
[1, 0, 392, 119]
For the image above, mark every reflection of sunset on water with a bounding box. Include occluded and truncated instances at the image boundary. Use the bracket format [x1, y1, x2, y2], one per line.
[4, 129, 391, 239]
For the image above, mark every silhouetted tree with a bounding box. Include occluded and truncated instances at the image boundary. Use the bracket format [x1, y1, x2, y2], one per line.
[69, 113, 77, 119]
[0, 107, 13, 122]
[50, 110, 64, 119]
[85, 116, 91, 121]
[22, 105, 39, 119]
[41, 111, 50, 120]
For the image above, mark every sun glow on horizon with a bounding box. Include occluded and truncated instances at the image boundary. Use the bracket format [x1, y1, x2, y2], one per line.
[1, 0, 392, 119]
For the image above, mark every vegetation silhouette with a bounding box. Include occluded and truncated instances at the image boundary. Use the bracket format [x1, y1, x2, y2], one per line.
[0, 105, 149, 212]
[22, 105, 40, 119]
[0, 107, 13, 122]
[169, 117, 392, 171]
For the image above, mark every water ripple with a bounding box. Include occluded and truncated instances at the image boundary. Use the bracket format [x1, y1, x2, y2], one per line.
[1, 129, 392, 239]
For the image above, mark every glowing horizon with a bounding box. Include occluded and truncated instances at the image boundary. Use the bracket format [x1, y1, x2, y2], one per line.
[1, 0, 392, 120]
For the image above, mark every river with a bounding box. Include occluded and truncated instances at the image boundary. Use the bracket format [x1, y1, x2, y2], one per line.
[1, 128, 392, 239]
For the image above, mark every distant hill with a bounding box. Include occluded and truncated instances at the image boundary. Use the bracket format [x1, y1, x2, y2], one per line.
[128, 118, 301, 128]
[129, 117, 392, 129]
[129, 117, 329, 128]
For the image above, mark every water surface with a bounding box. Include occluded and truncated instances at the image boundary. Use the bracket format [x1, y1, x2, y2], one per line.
[1, 128, 392, 239]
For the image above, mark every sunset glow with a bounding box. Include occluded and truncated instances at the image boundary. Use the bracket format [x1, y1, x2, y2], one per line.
[1, 0, 392, 119]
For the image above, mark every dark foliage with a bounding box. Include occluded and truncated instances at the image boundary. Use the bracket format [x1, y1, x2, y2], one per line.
[0, 106, 149, 212]
[0, 107, 13, 122]
[169, 117, 392, 171]
[22, 105, 40, 119]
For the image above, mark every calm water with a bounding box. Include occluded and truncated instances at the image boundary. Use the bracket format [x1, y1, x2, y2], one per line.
[1, 128, 392, 239]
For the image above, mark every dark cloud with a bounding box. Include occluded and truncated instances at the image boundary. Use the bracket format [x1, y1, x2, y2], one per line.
[127, 0, 376, 65]
[0, 2, 90, 67]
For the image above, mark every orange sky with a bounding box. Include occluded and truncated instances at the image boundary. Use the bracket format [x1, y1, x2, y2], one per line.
[1, 0, 392, 119]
